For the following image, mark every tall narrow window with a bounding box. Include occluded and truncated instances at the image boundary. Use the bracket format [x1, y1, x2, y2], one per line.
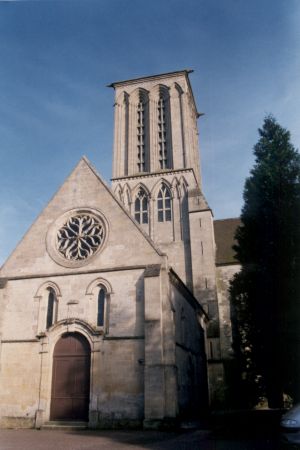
[46, 288, 56, 329]
[97, 288, 106, 327]
[158, 96, 169, 169]
[157, 184, 172, 222]
[134, 188, 148, 224]
[137, 100, 146, 172]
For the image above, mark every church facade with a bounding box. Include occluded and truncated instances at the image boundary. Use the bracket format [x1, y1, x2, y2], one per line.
[0, 70, 238, 429]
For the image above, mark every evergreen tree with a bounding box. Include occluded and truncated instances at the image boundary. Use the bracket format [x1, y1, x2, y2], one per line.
[230, 116, 300, 408]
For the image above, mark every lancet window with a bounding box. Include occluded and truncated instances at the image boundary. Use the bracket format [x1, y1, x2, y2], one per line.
[157, 94, 172, 170]
[134, 188, 149, 224]
[97, 287, 106, 327]
[46, 288, 57, 329]
[157, 184, 172, 222]
[137, 100, 146, 172]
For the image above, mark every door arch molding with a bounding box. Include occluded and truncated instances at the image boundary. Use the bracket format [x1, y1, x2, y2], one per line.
[36, 319, 102, 427]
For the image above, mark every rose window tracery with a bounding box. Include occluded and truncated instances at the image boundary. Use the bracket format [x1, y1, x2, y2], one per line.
[56, 214, 105, 261]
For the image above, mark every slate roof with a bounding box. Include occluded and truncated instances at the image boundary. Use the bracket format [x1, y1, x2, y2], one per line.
[214, 218, 241, 265]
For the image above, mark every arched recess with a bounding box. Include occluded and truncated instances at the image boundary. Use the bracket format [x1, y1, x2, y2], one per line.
[171, 82, 186, 168]
[50, 332, 91, 421]
[179, 176, 189, 242]
[114, 183, 123, 203]
[113, 91, 130, 178]
[178, 176, 189, 198]
[129, 88, 150, 173]
[123, 183, 132, 211]
[34, 281, 61, 335]
[151, 84, 173, 170]
[171, 176, 180, 200]
[85, 277, 112, 332]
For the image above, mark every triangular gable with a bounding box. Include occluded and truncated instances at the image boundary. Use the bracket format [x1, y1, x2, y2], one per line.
[84, 157, 164, 256]
[0, 157, 165, 278]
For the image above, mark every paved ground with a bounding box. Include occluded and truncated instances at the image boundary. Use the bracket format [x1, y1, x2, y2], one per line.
[0, 428, 292, 450]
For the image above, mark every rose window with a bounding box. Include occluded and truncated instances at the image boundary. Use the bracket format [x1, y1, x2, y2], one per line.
[56, 214, 105, 261]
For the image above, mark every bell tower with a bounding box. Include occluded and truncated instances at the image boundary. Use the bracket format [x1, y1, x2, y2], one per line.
[110, 70, 221, 406]
[110, 70, 216, 304]
[110, 70, 202, 186]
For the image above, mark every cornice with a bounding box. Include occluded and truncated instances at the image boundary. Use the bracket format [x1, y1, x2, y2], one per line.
[108, 69, 194, 88]
[0, 264, 150, 282]
[111, 168, 196, 183]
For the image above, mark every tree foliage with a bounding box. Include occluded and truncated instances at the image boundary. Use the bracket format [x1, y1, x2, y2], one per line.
[230, 116, 300, 408]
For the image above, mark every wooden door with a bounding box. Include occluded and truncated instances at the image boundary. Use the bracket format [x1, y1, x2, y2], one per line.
[50, 333, 90, 421]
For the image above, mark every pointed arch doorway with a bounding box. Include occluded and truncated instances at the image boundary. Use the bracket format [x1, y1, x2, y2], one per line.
[50, 332, 91, 421]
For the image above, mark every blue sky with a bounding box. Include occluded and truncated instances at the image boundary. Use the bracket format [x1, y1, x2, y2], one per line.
[0, 0, 299, 265]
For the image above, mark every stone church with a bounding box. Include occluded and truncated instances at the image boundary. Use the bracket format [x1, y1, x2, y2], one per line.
[0, 70, 239, 429]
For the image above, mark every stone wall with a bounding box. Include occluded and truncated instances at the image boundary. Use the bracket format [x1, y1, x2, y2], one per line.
[207, 263, 241, 407]
[170, 272, 208, 418]
[0, 267, 148, 428]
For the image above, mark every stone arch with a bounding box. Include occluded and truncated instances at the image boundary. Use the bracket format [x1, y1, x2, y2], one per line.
[49, 318, 97, 346]
[34, 281, 62, 299]
[130, 87, 149, 105]
[151, 178, 173, 200]
[173, 82, 184, 96]
[115, 90, 129, 107]
[85, 277, 113, 295]
[150, 83, 170, 101]
[131, 182, 151, 199]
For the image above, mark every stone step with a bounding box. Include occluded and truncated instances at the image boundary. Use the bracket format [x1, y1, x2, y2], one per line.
[41, 421, 88, 430]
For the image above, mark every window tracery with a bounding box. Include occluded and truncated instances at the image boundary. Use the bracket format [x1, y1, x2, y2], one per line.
[157, 184, 172, 222]
[134, 188, 149, 224]
[56, 213, 105, 261]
